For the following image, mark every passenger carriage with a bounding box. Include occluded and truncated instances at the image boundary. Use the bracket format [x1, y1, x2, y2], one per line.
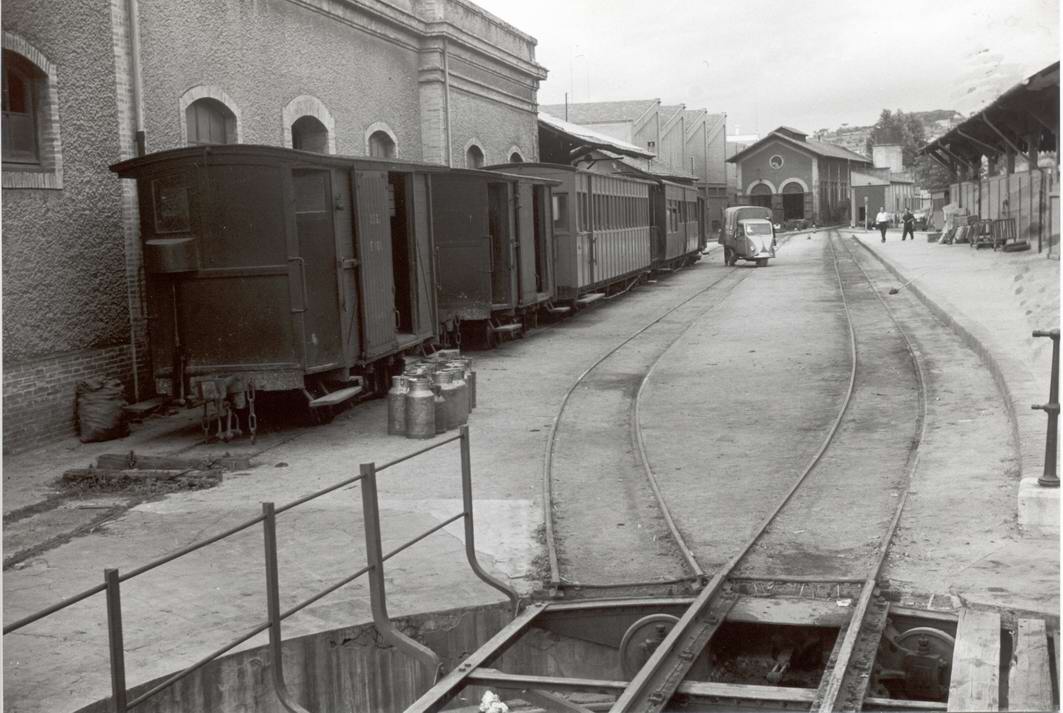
[650, 179, 705, 270]
[111, 145, 442, 413]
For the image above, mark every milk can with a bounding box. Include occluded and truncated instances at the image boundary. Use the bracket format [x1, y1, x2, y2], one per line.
[404, 376, 436, 439]
[387, 375, 408, 436]
[433, 368, 462, 432]
[446, 363, 470, 425]
[458, 356, 476, 409]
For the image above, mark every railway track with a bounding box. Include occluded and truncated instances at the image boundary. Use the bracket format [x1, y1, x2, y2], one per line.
[541, 262, 755, 594]
[538, 229, 930, 710]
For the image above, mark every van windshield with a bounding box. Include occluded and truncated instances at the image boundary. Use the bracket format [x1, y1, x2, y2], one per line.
[742, 222, 772, 236]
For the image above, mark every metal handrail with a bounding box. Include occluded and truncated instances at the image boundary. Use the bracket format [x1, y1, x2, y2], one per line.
[5, 425, 518, 713]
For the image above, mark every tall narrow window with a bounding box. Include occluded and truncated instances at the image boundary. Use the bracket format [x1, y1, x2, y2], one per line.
[368, 130, 396, 159]
[466, 144, 484, 169]
[186, 98, 236, 145]
[291, 115, 328, 154]
[2, 50, 41, 164]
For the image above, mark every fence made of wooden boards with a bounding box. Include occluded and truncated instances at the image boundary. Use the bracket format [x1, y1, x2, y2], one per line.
[950, 167, 1060, 255]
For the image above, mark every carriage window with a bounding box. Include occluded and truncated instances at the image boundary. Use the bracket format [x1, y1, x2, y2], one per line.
[552, 193, 568, 231]
[152, 175, 192, 234]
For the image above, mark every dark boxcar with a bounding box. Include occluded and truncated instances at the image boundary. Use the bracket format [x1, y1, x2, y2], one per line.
[651, 180, 704, 269]
[110, 145, 441, 409]
[488, 163, 654, 302]
[430, 169, 557, 342]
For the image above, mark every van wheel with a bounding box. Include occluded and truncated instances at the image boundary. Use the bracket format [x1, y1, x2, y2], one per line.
[756, 258, 768, 268]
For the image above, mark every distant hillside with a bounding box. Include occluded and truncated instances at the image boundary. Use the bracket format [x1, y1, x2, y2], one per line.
[813, 109, 964, 156]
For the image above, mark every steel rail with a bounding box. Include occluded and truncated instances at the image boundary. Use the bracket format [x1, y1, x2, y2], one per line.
[813, 233, 929, 712]
[542, 234, 804, 593]
[541, 265, 747, 590]
[612, 230, 864, 712]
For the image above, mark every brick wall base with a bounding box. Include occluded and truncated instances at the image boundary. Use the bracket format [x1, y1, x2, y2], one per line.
[3, 343, 149, 454]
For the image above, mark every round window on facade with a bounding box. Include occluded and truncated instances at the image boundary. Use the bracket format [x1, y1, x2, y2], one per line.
[769, 154, 784, 170]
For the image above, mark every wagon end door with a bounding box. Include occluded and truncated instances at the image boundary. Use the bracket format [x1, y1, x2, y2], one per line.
[353, 169, 398, 360]
[515, 181, 539, 306]
[430, 174, 492, 322]
[487, 181, 516, 308]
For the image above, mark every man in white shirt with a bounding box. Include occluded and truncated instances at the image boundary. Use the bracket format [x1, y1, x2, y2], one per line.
[875, 208, 890, 243]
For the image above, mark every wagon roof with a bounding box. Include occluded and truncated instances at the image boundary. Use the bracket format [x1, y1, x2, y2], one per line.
[444, 166, 561, 186]
[110, 144, 452, 177]
[485, 161, 659, 186]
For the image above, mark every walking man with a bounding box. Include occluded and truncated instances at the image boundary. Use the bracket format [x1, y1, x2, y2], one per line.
[901, 209, 915, 241]
[875, 207, 890, 243]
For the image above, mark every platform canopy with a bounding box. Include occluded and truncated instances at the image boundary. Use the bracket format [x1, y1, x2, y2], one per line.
[539, 111, 657, 161]
[921, 61, 1059, 174]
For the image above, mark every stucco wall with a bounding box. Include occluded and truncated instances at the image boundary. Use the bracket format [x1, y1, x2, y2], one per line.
[136, 0, 424, 158]
[2, 1, 136, 451]
[2, 3, 126, 362]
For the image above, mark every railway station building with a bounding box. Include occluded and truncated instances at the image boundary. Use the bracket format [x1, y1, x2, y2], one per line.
[726, 126, 871, 225]
[539, 99, 729, 230]
[1, 0, 547, 452]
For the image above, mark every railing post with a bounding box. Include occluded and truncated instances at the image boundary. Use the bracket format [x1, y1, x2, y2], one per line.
[458, 426, 520, 615]
[262, 502, 310, 713]
[1033, 328, 1060, 487]
[360, 462, 442, 680]
[104, 569, 128, 713]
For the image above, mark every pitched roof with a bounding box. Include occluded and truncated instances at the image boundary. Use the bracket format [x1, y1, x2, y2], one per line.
[538, 99, 658, 125]
[538, 112, 656, 159]
[727, 127, 872, 164]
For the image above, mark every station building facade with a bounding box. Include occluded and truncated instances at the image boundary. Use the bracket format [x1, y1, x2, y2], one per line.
[727, 126, 870, 225]
[1, 0, 546, 452]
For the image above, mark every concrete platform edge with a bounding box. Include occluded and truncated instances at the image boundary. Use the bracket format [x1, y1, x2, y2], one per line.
[850, 234, 1059, 535]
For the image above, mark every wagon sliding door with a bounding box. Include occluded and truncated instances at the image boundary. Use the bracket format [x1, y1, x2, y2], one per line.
[292, 169, 344, 372]
[353, 169, 398, 360]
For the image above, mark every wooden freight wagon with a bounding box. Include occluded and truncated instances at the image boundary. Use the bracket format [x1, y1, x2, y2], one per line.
[430, 169, 558, 345]
[111, 145, 442, 412]
[489, 163, 655, 305]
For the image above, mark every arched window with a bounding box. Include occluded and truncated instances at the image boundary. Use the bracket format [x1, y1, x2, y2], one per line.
[2, 34, 63, 188]
[509, 151, 524, 163]
[291, 115, 328, 153]
[2, 50, 42, 164]
[368, 130, 396, 159]
[466, 144, 484, 169]
[185, 98, 236, 145]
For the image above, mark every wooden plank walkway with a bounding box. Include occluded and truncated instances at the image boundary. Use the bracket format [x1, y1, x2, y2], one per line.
[1008, 618, 1054, 712]
[947, 609, 1000, 711]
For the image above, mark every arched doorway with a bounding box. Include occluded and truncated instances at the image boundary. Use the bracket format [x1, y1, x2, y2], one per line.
[781, 181, 805, 219]
[292, 115, 329, 153]
[749, 183, 772, 209]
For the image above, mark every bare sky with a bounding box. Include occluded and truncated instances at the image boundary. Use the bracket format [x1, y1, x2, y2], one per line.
[474, 0, 1060, 136]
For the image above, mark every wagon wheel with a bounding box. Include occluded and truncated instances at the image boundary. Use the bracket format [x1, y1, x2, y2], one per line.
[757, 258, 768, 268]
